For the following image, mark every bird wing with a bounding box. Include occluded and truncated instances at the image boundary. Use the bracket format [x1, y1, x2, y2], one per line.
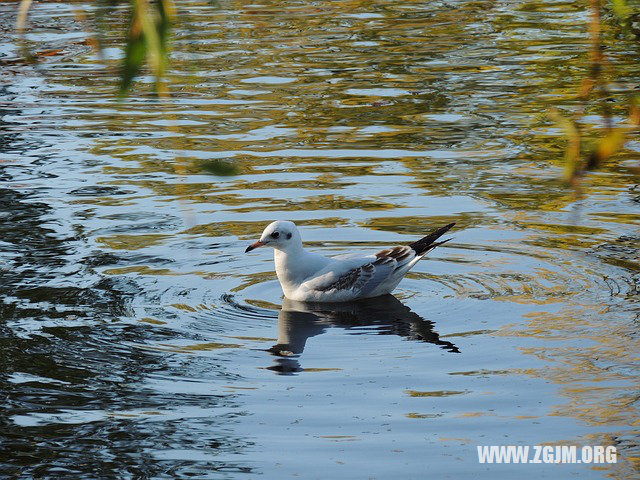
[302, 246, 416, 298]
[372, 245, 418, 271]
[292, 224, 454, 301]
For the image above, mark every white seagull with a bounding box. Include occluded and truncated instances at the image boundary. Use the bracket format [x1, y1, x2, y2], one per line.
[245, 220, 455, 302]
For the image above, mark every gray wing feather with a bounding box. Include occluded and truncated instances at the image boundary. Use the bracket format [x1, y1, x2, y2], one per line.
[314, 263, 376, 293]
[311, 254, 403, 297]
[302, 226, 452, 299]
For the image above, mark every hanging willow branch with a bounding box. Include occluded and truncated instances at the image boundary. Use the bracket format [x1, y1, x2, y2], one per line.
[15, 0, 176, 96]
[550, 0, 640, 186]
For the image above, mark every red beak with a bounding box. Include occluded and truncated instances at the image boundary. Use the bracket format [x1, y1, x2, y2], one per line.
[245, 240, 265, 253]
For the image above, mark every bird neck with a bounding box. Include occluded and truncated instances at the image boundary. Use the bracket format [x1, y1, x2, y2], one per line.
[274, 245, 305, 277]
[274, 246, 325, 293]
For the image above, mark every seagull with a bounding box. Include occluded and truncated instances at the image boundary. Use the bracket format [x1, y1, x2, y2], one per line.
[245, 220, 455, 303]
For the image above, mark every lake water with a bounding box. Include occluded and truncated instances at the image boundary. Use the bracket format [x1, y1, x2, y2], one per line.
[1, 0, 639, 478]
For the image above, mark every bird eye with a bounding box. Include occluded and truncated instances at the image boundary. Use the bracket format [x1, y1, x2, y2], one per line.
[271, 231, 280, 239]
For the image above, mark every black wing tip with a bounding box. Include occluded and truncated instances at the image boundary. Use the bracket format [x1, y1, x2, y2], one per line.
[409, 222, 456, 255]
[431, 237, 452, 248]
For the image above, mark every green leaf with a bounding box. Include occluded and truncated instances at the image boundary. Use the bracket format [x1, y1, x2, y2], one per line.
[611, 0, 633, 20]
[119, 6, 146, 95]
[119, 0, 175, 96]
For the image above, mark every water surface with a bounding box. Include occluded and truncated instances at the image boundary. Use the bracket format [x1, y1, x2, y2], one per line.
[1, 0, 639, 478]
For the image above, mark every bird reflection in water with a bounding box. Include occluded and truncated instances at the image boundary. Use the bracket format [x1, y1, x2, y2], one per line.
[266, 295, 459, 375]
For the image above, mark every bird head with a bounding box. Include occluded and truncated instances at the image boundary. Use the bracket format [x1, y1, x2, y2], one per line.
[245, 220, 302, 253]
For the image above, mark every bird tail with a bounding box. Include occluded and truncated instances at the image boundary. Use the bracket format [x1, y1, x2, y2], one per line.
[409, 223, 456, 256]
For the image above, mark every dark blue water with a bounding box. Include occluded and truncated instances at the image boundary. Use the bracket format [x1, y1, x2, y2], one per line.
[1, 0, 638, 478]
